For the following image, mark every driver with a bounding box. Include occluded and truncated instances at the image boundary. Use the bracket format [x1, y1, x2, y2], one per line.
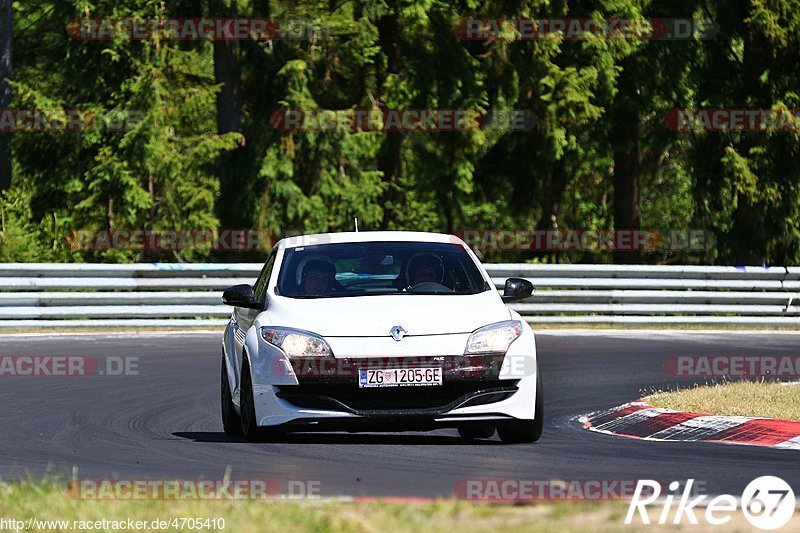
[406, 253, 444, 288]
[301, 260, 336, 296]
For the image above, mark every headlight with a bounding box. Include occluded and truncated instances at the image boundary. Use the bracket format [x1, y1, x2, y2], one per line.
[464, 320, 524, 354]
[260, 327, 333, 357]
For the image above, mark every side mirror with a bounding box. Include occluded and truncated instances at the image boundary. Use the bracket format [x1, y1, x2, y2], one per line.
[502, 277, 534, 303]
[222, 284, 262, 310]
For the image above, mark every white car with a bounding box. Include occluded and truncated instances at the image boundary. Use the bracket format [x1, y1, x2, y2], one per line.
[221, 231, 542, 443]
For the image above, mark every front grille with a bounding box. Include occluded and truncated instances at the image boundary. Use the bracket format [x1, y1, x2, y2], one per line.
[289, 353, 508, 385]
[275, 380, 519, 415]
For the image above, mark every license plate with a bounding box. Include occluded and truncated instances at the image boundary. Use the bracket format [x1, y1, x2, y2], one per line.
[358, 367, 443, 388]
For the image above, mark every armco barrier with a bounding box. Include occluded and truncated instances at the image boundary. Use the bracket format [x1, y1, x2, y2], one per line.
[0, 263, 797, 327]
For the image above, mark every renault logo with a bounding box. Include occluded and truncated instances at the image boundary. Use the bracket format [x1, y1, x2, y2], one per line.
[390, 325, 407, 341]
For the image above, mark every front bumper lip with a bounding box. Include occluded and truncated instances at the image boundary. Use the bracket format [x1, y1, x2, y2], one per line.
[275, 383, 519, 417]
[270, 413, 518, 433]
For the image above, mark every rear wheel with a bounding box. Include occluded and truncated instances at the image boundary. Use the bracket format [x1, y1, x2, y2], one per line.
[458, 427, 496, 440]
[497, 365, 543, 444]
[221, 355, 242, 436]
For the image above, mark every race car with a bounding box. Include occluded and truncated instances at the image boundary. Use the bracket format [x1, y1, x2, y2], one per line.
[221, 231, 542, 443]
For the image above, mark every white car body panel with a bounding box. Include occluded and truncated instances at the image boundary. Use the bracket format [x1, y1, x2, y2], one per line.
[262, 291, 509, 337]
[221, 231, 540, 434]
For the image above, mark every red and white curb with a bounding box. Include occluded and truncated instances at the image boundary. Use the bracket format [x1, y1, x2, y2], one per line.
[580, 401, 800, 449]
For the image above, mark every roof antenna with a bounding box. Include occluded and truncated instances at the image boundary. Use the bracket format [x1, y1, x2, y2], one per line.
[354, 217, 359, 232]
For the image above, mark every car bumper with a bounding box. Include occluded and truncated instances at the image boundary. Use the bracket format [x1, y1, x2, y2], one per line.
[244, 322, 539, 429]
[250, 364, 538, 429]
[252, 379, 536, 429]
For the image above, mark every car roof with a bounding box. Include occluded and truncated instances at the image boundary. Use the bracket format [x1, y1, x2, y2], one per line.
[278, 231, 465, 250]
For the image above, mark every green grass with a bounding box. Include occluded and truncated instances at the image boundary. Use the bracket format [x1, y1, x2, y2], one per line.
[3, 481, 798, 531]
[645, 381, 800, 420]
[0, 481, 740, 533]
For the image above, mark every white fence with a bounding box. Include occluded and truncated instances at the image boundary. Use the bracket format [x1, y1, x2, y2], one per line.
[0, 263, 797, 328]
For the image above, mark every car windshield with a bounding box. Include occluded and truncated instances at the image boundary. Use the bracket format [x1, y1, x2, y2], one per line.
[277, 241, 488, 298]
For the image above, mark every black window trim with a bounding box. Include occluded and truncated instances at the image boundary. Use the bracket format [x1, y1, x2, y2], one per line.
[253, 247, 277, 304]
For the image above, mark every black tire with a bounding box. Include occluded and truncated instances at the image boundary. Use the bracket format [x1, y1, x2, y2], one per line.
[497, 365, 543, 444]
[458, 427, 496, 440]
[239, 357, 262, 442]
[221, 355, 243, 436]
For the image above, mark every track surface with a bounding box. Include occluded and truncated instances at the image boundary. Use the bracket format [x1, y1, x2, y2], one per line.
[1, 331, 798, 497]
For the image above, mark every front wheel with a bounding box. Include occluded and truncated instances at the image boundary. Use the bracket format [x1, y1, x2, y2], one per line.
[497, 365, 543, 444]
[239, 357, 262, 442]
[221, 355, 242, 436]
[239, 356, 283, 442]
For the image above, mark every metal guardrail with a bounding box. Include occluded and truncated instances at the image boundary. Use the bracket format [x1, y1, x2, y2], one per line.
[0, 263, 798, 327]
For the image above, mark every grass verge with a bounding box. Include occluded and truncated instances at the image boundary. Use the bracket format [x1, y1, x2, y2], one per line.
[644, 381, 800, 420]
[0, 481, 777, 532]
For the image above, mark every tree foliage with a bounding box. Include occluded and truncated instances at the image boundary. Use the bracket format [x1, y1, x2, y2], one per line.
[1, 0, 799, 265]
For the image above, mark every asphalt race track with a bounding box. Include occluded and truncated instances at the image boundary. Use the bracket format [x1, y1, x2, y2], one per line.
[1, 331, 798, 498]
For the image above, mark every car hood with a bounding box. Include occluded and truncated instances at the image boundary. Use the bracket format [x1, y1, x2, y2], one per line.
[265, 290, 509, 337]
